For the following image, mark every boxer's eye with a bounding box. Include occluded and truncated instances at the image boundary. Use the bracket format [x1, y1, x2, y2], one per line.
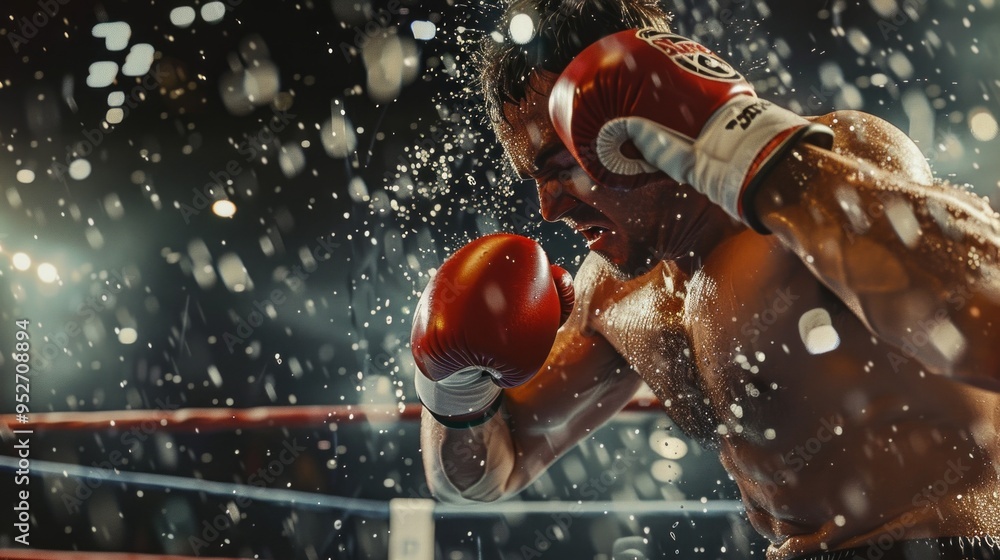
[535, 154, 578, 183]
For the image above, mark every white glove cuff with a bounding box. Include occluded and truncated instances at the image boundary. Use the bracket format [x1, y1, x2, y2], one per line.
[414, 367, 503, 421]
[607, 99, 831, 232]
[694, 96, 833, 230]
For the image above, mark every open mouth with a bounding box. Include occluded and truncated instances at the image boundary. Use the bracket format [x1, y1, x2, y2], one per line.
[579, 225, 610, 245]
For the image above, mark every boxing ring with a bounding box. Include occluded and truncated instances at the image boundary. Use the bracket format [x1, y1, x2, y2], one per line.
[0, 400, 763, 559]
[1, 0, 996, 558]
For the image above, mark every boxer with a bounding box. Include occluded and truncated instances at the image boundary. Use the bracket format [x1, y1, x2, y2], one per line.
[412, 1, 1000, 558]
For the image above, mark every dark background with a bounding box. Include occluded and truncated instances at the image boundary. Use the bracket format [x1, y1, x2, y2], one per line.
[0, 0, 998, 558]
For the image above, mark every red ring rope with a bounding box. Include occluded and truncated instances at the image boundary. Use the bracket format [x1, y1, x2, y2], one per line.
[1, 398, 662, 433]
[0, 398, 664, 560]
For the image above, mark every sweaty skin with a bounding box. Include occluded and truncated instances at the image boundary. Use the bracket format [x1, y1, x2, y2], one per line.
[420, 72, 1000, 559]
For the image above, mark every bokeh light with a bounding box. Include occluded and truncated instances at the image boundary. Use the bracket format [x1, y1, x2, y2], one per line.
[969, 107, 999, 142]
[15, 169, 35, 184]
[37, 262, 59, 283]
[118, 327, 138, 344]
[509, 13, 535, 44]
[211, 199, 237, 218]
[169, 6, 196, 27]
[11, 252, 31, 271]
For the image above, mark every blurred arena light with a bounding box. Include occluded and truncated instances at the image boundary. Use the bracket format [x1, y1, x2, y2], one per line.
[969, 107, 999, 142]
[509, 13, 535, 44]
[411, 20, 437, 41]
[200, 1, 226, 23]
[12, 252, 32, 271]
[169, 6, 197, 27]
[91, 21, 131, 51]
[37, 262, 59, 284]
[219, 36, 280, 116]
[15, 169, 35, 184]
[362, 32, 420, 103]
[117, 327, 138, 344]
[211, 199, 237, 218]
[321, 101, 357, 158]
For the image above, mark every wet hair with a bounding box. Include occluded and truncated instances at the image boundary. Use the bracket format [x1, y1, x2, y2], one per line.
[477, 0, 672, 124]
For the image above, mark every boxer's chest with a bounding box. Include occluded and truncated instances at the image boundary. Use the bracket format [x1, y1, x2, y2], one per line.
[588, 233, 877, 442]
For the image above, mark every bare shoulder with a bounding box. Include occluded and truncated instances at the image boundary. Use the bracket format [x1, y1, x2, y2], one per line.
[552, 253, 620, 343]
[571, 252, 681, 311]
[807, 110, 933, 184]
[568, 253, 619, 310]
[571, 252, 611, 293]
[571, 251, 688, 345]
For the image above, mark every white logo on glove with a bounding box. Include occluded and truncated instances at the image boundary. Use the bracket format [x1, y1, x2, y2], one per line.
[726, 100, 771, 131]
[637, 29, 743, 82]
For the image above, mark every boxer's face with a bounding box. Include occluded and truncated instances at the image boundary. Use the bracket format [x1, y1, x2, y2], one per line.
[496, 71, 718, 276]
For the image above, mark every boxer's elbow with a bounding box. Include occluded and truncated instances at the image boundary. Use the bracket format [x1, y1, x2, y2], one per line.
[427, 474, 511, 504]
[424, 457, 522, 504]
[420, 408, 523, 504]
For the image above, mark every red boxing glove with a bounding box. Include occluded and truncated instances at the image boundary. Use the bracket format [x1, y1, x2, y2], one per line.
[548, 28, 833, 232]
[411, 233, 574, 426]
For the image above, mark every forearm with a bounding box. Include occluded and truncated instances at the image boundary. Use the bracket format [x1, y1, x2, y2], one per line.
[754, 142, 1000, 382]
[419, 406, 519, 503]
[419, 336, 642, 501]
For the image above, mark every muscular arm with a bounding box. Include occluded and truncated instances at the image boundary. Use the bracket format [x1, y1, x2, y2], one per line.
[752, 110, 1000, 388]
[420, 257, 643, 503]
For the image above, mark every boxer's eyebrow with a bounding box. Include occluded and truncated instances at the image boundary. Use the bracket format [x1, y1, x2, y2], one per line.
[530, 142, 565, 177]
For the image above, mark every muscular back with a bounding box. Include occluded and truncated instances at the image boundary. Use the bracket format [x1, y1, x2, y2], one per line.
[581, 111, 1000, 557]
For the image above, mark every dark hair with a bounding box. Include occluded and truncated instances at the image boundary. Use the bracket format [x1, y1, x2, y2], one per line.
[477, 0, 672, 124]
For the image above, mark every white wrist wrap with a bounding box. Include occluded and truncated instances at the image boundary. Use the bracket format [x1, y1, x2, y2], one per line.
[621, 95, 833, 230]
[414, 367, 502, 420]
